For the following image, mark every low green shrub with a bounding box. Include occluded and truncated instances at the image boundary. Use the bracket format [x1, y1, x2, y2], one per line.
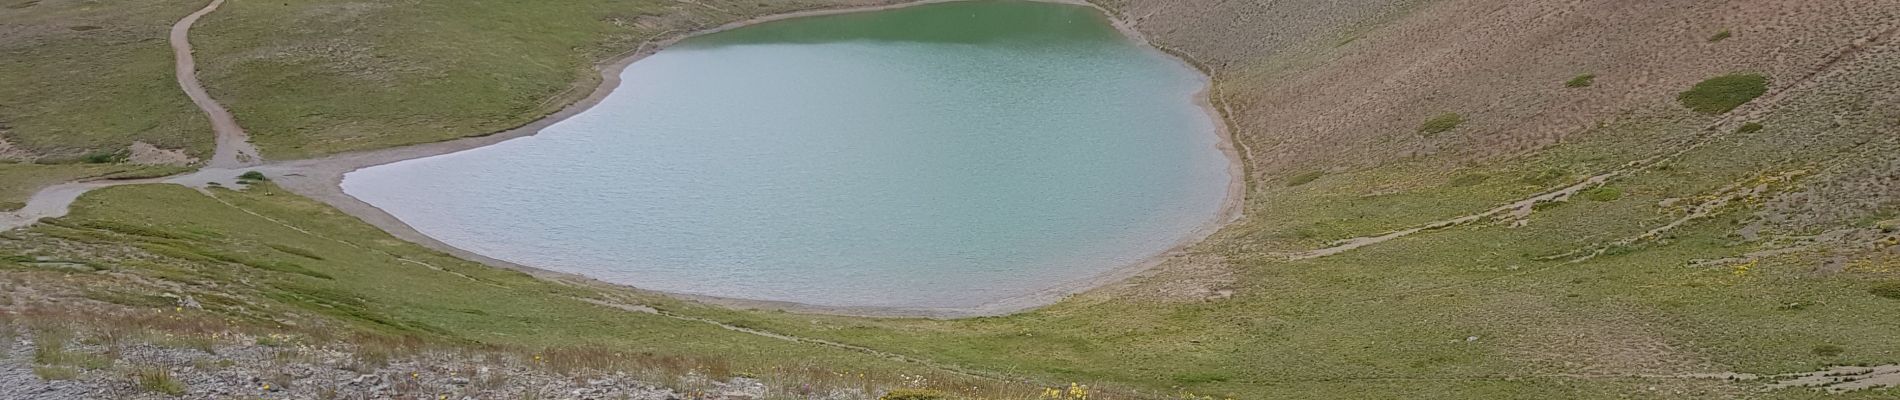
[1870, 282, 1900, 300]
[1580, 187, 1623, 202]
[81, 150, 127, 164]
[1285, 171, 1326, 187]
[1448, 173, 1490, 187]
[1708, 30, 1732, 42]
[238, 171, 267, 181]
[1678, 74, 1768, 114]
[1735, 122, 1764, 134]
[1522, 168, 1570, 186]
[1812, 344, 1845, 357]
[1565, 74, 1595, 88]
[267, 243, 325, 260]
[1418, 113, 1465, 136]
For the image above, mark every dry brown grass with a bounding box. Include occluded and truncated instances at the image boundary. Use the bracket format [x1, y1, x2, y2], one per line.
[1107, 0, 1899, 180]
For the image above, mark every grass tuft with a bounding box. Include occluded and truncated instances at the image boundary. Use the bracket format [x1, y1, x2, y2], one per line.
[1812, 344, 1845, 357]
[1735, 122, 1764, 134]
[1580, 186, 1623, 202]
[81, 150, 128, 164]
[1285, 171, 1326, 187]
[1678, 74, 1768, 114]
[1448, 173, 1490, 187]
[238, 171, 267, 181]
[1521, 168, 1570, 187]
[1418, 113, 1465, 136]
[1565, 74, 1595, 88]
[33, 366, 79, 381]
[1708, 30, 1732, 42]
[134, 366, 186, 396]
[1870, 282, 1900, 300]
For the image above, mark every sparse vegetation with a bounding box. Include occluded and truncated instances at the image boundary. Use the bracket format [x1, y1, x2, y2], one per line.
[1286, 171, 1326, 187]
[33, 365, 80, 381]
[1871, 283, 1900, 300]
[1579, 186, 1623, 202]
[1448, 173, 1490, 187]
[81, 150, 128, 164]
[1678, 74, 1769, 114]
[1812, 344, 1845, 357]
[134, 366, 186, 396]
[1173, 371, 1232, 384]
[1565, 74, 1595, 88]
[1708, 30, 1732, 42]
[1735, 122, 1764, 134]
[1521, 168, 1570, 186]
[1418, 113, 1465, 136]
[32, 327, 114, 369]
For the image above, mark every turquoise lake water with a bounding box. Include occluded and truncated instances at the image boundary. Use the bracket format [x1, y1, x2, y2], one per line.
[340, 1, 1231, 310]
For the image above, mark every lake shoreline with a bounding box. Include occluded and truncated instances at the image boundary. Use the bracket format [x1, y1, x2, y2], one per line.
[262, 0, 1246, 319]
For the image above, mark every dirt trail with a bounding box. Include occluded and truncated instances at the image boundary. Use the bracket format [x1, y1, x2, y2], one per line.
[0, 0, 258, 231]
[172, 0, 261, 169]
[0, 178, 167, 230]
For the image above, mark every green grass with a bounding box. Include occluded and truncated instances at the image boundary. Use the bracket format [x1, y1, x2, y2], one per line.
[1678, 73, 1769, 114]
[1447, 173, 1490, 187]
[1736, 122, 1765, 134]
[1579, 186, 1622, 202]
[1812, 344, 1845, 357]
[32, 366, 79, 381]
[133, 366, 186, 396]
[1418, 112, 1465, 136]
[1871, 283, 1900, 300]
[0, 0, 211, 159]
[1285, 170, 1326, 187]
[31, 327, 114, 369]
[1565, 74, 1595, 88]
[8, 183, 1073, 398]
[1708, 30, 1733, 42]
[188, 0, 869, 159]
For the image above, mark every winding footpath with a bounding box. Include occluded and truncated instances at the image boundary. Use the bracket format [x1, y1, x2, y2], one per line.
[171, 0, 261, 169]
[0, 0, 260, 232]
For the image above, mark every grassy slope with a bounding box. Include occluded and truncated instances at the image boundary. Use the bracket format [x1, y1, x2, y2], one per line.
[0, 0, 210, 160]
[188, 0, 886, 160]
[729, 104, 1900, 398]
[1, 183, 1074, 397]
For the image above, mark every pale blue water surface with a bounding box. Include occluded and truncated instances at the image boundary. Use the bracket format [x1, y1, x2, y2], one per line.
[341, 1, 1231, 309]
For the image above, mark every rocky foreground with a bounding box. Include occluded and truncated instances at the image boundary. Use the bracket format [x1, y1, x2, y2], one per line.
[0, 327, 819, 400]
